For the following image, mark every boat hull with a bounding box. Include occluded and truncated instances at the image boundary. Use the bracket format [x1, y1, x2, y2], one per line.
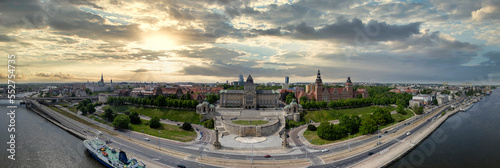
[88, 148, 114, 168]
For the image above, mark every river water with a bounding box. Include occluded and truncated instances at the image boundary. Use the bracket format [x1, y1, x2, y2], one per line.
[389, 90, 500, 168]
[0, 93, 104, 168]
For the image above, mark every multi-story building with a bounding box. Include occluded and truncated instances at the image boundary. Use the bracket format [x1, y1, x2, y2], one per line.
[299, 70, 369, 102]
[219, 75, 279, 108]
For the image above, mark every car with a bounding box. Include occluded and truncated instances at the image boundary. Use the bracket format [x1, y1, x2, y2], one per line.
[195, 128, 199, 131]
[321, 149, 329, 152]
[98, 131, 103, 135]
[144, 138, 150, 141]
[368, 152, 374, 156]
[113, 127, 117, 130]
[378, 135, 382, 138]
[384, 131, 388, 134]
[264, 155, 271, 158]
[406, 131, 411, 136]
[177, 164, 186, 168]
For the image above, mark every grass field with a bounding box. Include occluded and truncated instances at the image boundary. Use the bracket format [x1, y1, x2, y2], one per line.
[102, 105, 202, 124]
[44, 105, 118, 136]
[66, 106, 78, 113]
[131, 119, 196, 142]
[303, 106, 396, 123]
[232, 120, 269, 125]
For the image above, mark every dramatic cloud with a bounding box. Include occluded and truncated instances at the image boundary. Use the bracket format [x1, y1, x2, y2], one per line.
[0, 0, 498, 84]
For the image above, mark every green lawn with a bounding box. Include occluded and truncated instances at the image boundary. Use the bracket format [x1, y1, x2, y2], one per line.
[232, 120, 269, 125]
[303, 130, 362, 145]
[66, 106, 78, 113]
[131, 119, 196, 142]
[303, 106, 396, 123]
[102, 105, 202, 124]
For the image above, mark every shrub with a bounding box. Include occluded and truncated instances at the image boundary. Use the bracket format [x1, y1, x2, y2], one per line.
[307, 124, 317, 131]
[181, 122, 192, 131]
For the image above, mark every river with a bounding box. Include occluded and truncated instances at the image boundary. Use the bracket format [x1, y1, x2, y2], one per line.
[0, 93, 104, 168]
[389, 90, 500, 168]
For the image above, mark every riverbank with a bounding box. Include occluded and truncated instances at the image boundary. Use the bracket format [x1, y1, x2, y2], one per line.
[352, 97, 479, 168]
[26, 100, 88, 140]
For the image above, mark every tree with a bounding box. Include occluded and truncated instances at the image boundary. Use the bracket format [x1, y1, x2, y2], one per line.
[359, 115, 378, 134]
[112, 114, 130, 129]
[340, 115, 361, 134]
[300, 95, 309, 103]
[129, 112, 141, 124]
[413, 105, 424, 114]
[86, 104, 96, 114]
[285, 92, 296, 104]
[180, 122, 192, 131]
[103, 108, 115, 122]
[396, 105, 407, 115]
[202, 119, 214, 129]
[149, 116, 161, 128]
[307, 124, 317, 131]
[433, 99, 438, 105]
[80, 107, 88, 116]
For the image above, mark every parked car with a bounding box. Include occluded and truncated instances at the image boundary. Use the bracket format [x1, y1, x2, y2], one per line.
[264, 155, 271, 158]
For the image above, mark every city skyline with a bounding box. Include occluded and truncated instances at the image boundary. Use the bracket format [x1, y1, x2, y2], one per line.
[0, 0, 499, 84]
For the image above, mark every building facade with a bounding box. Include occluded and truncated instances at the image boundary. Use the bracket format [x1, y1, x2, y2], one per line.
[303, 70, 369, 102]
[220, 75, 279, 108]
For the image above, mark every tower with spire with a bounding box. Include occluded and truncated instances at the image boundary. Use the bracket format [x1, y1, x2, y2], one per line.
[314, 70, 323, 101]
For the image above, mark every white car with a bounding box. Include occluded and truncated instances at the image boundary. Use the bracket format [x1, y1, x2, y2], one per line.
[98, 131, 103, 135]
[321, 149, 329, 152]
[406, 131, 411, 136]
[144, 138, 150, 141]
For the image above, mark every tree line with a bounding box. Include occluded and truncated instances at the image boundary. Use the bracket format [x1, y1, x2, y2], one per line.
[315, 107, 394, 141]
[106, 95, 200, 109]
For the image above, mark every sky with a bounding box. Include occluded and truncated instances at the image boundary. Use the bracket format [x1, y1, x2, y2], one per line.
[0, 0, 499, 85]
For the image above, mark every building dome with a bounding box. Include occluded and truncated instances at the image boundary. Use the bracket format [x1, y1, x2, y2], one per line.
[245, 75, 255, 85]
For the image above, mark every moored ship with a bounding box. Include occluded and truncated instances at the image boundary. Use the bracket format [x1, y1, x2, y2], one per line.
[460, 104, 473, 112]
[83, 138, 146, 168]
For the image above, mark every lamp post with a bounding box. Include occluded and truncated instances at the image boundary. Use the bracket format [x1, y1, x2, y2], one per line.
[348, 133, 351, 152]
[378, 125, 380, 145]
[128, 124, 131, 140]
[158, 130, 161, 150]
[251, 143, 254, 166]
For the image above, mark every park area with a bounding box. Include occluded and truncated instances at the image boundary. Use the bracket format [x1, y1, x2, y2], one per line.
[102, 105, 201, 124]
[130, 119, 196, 142]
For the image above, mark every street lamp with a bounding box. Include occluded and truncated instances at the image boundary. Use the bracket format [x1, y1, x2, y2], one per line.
[128, 124, 131, 140]
[348, 133, 351, 152]
[158, 130, 161, 150]
[377, 125, 380, 145]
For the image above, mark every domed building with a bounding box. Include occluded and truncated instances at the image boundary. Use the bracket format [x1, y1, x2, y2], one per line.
[219, 75, 279, 109]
